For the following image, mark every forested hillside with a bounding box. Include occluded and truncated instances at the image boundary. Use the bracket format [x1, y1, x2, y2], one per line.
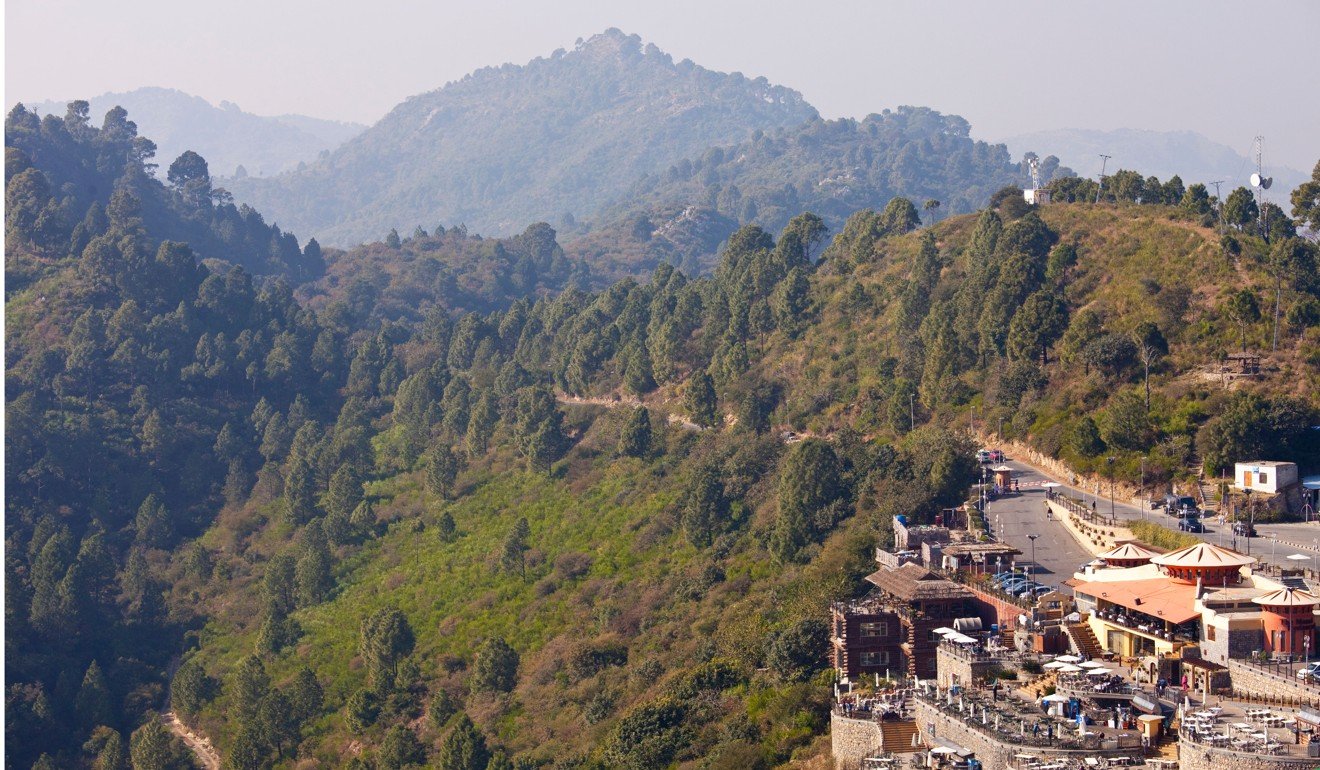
[7, 92, 1320, 769]
[579, 107, 1063, 274]
[27, 88, 365, 178]
[5, 102, 326, 291]
[225, 29, 819, 245]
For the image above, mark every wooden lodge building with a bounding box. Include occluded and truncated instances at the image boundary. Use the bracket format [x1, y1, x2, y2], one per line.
[830, 563, 977, 680]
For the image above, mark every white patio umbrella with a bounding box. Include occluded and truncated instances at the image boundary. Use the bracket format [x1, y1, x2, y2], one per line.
[1043, 661, 1067, 670]
[1041, 694, 1071, 702]
[1056, 664, 1084, 673]
[1054, 654, 1083, 663]
[1079, 660, 1106, 668]
[1085, 668, 1113, 676]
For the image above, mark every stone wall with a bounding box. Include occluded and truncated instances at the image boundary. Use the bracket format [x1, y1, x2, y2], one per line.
[914, 700, 1142, 768]
[935, 644, 1003, 689]
[829, 712, 883, 770]
[1227, 659, 1320, 707]
[1176, 738, 1320, 770]
[1048, 500, 1135, 555]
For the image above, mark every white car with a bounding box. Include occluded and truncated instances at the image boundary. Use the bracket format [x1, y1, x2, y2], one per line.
[1296, 662, 1320, 681]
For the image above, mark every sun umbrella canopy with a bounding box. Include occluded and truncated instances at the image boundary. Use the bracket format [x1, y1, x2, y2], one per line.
[1054, 655, 1082, 662]
[1056, 664, 1084, 673]
[1079, 660, 1106, 668]
[1041, 694, 1070, 702]
[1288, 554, 1311, 562]
[1043, 661, 1067, 669]
[1085, 668, 1113, 676]
[933, 627, 956, 634]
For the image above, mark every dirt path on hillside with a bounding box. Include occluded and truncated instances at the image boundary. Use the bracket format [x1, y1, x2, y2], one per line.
[163, 710, 220, 769]
[163, 658, 220, 769]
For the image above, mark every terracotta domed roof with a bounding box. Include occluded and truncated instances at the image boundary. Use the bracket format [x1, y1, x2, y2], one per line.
[1150, 542, 1256, 568]
[1252, 587, 1320, 607]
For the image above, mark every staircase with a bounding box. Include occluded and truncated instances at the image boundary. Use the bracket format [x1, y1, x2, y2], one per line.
[1065, 622, 1104, 660]
[1189, 452, 1216, 515]
[879, 720, 922, 753]
[1022, 672, 1057, 699]
[1152, 735, 1179, 761]
[1000, 628, 1016, 651]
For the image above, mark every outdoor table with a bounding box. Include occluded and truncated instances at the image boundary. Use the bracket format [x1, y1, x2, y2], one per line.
[1232, 722, 1252, 731]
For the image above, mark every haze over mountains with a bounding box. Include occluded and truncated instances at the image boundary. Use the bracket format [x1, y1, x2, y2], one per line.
[999, 127, 1308, 193]
[26, 87, 365, 178]
[226, 29, 819, 245]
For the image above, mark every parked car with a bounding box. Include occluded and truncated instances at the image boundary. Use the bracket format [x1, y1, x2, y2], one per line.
[993, 571, 1025, 586]
[1297, 662, 1320, 681]
[989, 450, 1006, 463]
[1178, 517, 1205, 533]
[1164, 494, 1199, 516]
[1000, 579, 1030, 594]
[976, 450, 992, 464]
[1029, 585, 1054, 597]
[1232, 521, 1257, 537]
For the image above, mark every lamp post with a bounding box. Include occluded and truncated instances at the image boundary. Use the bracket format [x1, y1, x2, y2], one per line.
[1028, 533, 1040, 577]
[1106, 456, 1116, 520]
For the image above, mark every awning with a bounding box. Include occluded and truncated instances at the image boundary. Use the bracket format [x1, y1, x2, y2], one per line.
[1131, 695, 1167, 714]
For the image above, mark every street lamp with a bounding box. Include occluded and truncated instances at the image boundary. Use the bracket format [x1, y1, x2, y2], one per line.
[1028, 534, 1040, 576]
[1106, 456, 1116, 519]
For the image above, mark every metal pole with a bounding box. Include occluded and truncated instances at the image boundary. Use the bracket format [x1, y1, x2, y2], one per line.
[1095, 155, 1111, 204]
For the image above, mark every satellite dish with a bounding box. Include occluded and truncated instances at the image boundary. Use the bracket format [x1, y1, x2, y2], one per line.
[1251, 172, 1262, 187]
[1261, 176, 1273, 190]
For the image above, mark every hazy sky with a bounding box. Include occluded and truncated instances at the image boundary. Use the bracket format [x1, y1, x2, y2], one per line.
[7, 0, 1318, 170]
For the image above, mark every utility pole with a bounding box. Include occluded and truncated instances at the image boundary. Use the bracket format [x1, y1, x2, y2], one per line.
[1208, 180, 1226, 236]
[1094, 154, 1111, 204]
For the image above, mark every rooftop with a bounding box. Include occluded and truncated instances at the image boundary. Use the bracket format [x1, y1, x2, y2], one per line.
[1097, 542, 1158, 562]
[1150, 542, 1256, 569]
[1071, 577, 1201, 624]
[865, 562, 974, 602]
[1252, 587, 1320, 608]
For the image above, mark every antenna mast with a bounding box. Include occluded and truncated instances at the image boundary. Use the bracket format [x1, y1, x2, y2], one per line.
[1094, 154, 1112, 204]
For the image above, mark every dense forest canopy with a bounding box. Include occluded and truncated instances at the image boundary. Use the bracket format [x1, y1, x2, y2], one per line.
[6, 86, 1320, 770]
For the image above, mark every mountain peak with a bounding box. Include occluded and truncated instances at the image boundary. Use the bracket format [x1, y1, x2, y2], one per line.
[575, 27, 643, 59]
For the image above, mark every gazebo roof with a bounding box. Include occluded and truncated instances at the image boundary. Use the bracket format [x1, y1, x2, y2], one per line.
[1098, 543, 1158, 561]
[1150, 542, 1256, 569]
[1252, 587, 1320, 608]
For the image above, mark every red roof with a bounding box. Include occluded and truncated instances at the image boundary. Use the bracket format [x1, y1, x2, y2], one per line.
[1071, 578, 1201, 624]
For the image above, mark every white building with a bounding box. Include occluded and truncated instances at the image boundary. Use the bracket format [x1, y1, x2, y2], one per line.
[1233, 461, 1299, 495]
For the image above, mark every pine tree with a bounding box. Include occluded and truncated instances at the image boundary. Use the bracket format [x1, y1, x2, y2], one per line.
[617, 406, 652, 458]
[471, 637, 520, 692]
[288, 667, 324, 724]
[75, 660, 114, 730]
[682, 465, 725, 548]
[127, 719, 172, 770]
[425, 444, 460, 500]
[360, 607, 415, 692]
[684, 371, 718, 428]
[133, 493, 172, 548]
[437, 714, 490, 770]
[322, 465, 363, 521]
[464, 391, 498, 457]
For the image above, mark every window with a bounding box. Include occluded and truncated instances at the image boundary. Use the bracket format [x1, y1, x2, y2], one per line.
[861, 651, 890, 666]
[860, 621, 888, 638]
[1205, 626, 1216, 642]
[1259, 472, 1269, 484]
